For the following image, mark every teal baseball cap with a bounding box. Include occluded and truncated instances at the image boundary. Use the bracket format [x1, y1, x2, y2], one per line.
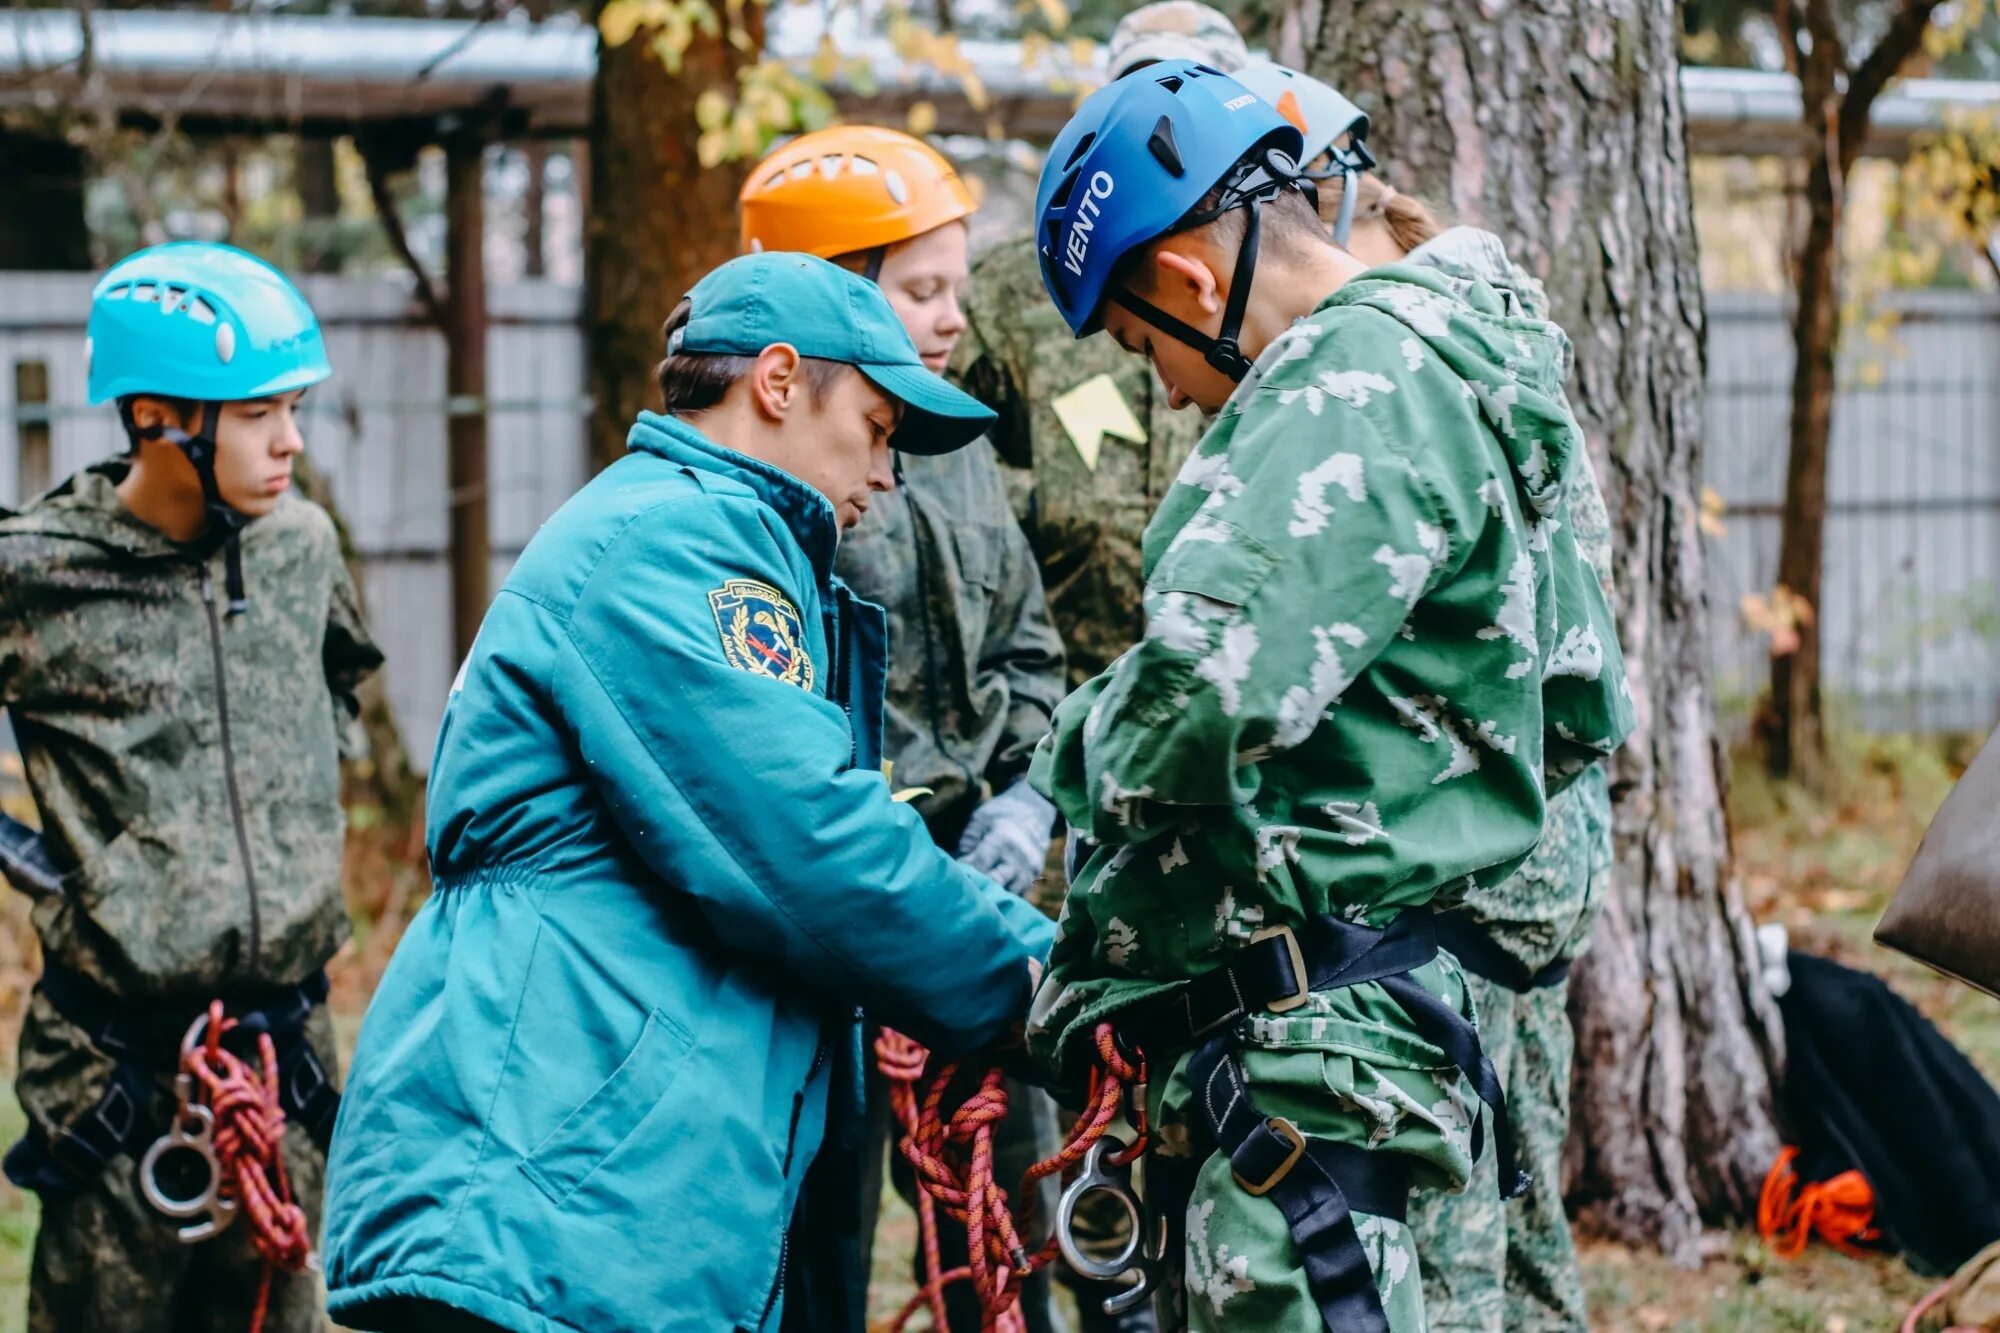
[672, 252, 996, 456]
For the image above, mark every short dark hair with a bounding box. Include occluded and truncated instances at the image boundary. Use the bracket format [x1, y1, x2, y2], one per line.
[1112, 154, 1328, 296]
[654, 298, 853, 414]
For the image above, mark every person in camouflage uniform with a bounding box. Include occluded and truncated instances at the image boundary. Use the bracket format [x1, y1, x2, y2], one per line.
[0, 243, 381, 1333]
[1390, 224, 1618, 1333]
[740, 127, 1071, 1332]
[1023, 63, 1634, 1331]
[951, 0, 1247, 692]
[1262, 73, 1623, 1329]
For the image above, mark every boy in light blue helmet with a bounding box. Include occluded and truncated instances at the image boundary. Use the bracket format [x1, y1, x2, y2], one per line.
[1023, 62, 1632, 1332]
[323, 253, 1053, 1333]
[0, 242, 381, 1331]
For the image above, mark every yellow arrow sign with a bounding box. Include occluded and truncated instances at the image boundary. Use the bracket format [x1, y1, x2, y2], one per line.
[1051, 373, 1147, 472]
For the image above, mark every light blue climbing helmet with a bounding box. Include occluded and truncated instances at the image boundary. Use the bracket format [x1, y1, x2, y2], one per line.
[85, 242, 330, 614]
[86, 241, 331, 406]
[1033, 59, 1308, 381]
[1231, 61, 1377, 246]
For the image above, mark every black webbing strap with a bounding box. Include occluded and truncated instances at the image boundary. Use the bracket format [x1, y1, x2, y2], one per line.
[1434, 911, 1573, 993]
[6, 966, 341, 1195]
[1115, 909, 1527, 1193]
[1115, 910, 1440, 1059]
[1189, 1033, 1410, 1333]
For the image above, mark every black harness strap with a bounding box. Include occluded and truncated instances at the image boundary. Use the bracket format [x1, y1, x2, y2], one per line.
[5, 966, 339, 1196]
[1189, 1034, 1410, 1333]
[1115, 910, 1525, 1333]
[1435, 911, 1573, 993]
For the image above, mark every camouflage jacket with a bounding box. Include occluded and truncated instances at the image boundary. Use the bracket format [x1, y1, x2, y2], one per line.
[1026, 266, 1634, 1183]
[1406, 227, 1622, 971]
[835, 442, 1066, 844]
[0, 461, 382, 999]
[952, 232, 1208, 687]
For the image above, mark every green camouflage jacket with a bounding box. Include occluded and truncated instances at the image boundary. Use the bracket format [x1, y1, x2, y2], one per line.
[1027, 265, 1634, 1187]
[0, 461, 382, 999]
[952, 232, 1208, 687]
[835, 442, 1066, 844]
[1405, 227, 1621, 972]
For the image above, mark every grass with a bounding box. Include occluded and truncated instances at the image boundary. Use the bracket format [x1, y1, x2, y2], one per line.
[3, 734, 1996, 1331]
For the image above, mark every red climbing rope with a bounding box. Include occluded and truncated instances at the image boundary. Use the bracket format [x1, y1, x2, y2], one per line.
[1757, 1145, 1882, 1260]
[181, 1001, 315, 1333]
[876, 1023, 1146, 1333]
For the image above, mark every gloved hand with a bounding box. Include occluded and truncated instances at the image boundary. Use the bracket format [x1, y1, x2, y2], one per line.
[956, 778, 1057, 896]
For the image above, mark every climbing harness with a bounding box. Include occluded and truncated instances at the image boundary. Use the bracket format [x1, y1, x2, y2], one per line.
[137, 1002, 316, 1333]
[4, 966, 338, 1201]
[891, 906, 1522, 1333]
[877, 1022, 1151, 1330]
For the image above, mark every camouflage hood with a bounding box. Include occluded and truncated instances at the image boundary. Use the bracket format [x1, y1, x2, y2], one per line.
[0, 459, 382, 998]
[1245, 258, 1581, 537]
[1405, 226, 1553, 323]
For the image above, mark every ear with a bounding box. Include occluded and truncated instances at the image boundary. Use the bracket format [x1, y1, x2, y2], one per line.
[1153, 247, 1224, 316]
[126, 396, 188, 436]
[748, 344, 805, 421]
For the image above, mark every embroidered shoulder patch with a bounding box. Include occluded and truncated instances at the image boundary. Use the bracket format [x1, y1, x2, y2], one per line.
[708, 578, 815, 690]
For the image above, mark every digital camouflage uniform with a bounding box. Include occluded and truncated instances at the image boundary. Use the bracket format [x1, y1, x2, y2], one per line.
[1026, 263, 1634, 1331]
[0, 460, 381, 1333]
[953, 234, 1208, 690]
[836, 441, 1069, 1332]
[835, 442, 1066, 847]
[1396, 230, 1621, 1333]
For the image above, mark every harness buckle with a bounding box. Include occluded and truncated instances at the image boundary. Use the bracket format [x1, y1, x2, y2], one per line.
[1233, 1116, 1307, 1197]
[1252, 925, 1311, 1013]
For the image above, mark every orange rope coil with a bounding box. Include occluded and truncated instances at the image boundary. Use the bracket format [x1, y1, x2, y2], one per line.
[181, 1001, 316, 1333]
[876, 1023, 1146, 1332]
[1757, 1144, 1881, 1261]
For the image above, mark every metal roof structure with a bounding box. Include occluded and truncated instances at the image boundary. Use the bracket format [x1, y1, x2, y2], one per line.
[2, 7, 1995, 154]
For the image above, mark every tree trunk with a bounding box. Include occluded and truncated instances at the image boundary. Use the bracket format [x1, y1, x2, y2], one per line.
[1281, 0, 1782, 1262]
[1768, 143, 1840, 788]
[0, 126, 90, 270]
[296, 136, 343, 275]
[585, 7, 765, 474]
[523, 141, 549, 279]
[444, 131, 492, 668]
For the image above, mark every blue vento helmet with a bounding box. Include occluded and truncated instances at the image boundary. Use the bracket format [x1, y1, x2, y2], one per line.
[1034, 59, 1305, 377]
[86, 241, 332, 406]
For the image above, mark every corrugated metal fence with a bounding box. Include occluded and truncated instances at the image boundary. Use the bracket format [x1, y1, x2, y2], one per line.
[1704, 291, 2000, 735]
[3, 276, 1996, 765]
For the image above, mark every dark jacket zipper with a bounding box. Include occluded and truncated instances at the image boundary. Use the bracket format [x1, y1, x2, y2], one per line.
[760, 1031, 830, 1329]
[200, 563, 262, 965]
[827, 590, 856, 770]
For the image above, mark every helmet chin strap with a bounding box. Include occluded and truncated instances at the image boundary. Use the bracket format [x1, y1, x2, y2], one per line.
[1104, 148, 1311, 385]
[123, 400, 251, 616]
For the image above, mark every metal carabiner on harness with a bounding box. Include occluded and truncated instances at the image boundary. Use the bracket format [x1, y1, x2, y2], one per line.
[1056, 1134, 1166, 1316]
[137, 1014, 239, 1244]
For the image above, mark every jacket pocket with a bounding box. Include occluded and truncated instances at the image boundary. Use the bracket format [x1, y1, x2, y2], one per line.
[520, 1007, 695, 1207]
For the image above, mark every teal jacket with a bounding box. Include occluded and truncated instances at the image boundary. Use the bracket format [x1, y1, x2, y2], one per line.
[323, 413, 1054, 1333]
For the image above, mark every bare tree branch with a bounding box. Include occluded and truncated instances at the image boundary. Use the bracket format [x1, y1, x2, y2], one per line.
[1838, 0, 1945, 173]
[360, 140, 449, 331]
[1774, 0, 1804, 78]
[416, 0, 511, 81]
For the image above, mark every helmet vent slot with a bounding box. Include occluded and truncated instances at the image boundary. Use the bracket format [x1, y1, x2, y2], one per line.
[1154, 74, 1184, 94]
[1148, 115, 1185, 175]
[1061, 132, 1096, 171]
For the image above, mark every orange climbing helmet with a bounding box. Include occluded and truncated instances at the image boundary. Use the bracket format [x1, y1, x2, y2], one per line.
[739, 126, 977, 264]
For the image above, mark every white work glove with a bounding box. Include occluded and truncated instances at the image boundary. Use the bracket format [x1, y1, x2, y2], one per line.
[956, 778, 1057, 896]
